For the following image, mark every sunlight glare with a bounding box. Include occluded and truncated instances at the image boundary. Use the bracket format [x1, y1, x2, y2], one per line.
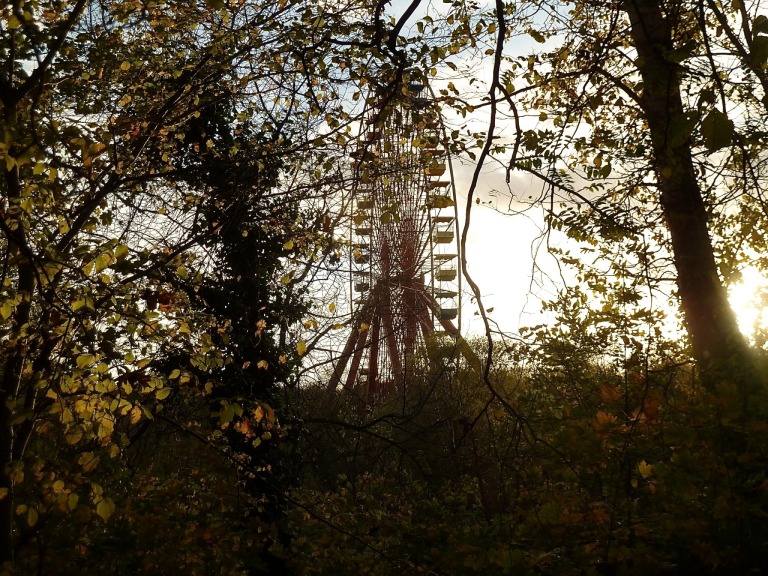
[728, 266, 768, 341]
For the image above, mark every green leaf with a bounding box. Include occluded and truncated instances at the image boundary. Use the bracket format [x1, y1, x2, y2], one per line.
[754, 16, 768, 35]
[297, 340, 308, 356]
[701, 109, 734, 151]
[114, 244, 129, 259]
[666, 40, 697, 63]
[668, 111, 699, 147]
[750, 35, 768, 68]
[219, 403, 235, 425]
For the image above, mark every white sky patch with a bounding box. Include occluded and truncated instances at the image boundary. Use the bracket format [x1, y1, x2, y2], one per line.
[450, 158, 569, 335]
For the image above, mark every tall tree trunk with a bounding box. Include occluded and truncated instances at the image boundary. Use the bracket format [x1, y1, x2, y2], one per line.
[624, 0, 751, 386]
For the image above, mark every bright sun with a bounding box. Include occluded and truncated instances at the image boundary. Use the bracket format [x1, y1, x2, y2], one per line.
[728, 266, 768, 340]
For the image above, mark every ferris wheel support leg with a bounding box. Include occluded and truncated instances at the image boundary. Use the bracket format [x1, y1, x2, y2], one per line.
[327, 299, 374, 391]
[427, 294, 482, 372]
[437, 316, 482, 373]
[344, 328, 370, 391]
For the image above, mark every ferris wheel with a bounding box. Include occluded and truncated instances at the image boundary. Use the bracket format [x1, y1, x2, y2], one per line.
[328, 79, 468, 397]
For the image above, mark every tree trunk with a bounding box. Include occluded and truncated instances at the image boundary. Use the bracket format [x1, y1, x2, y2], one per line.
[624, 0, 751, 386]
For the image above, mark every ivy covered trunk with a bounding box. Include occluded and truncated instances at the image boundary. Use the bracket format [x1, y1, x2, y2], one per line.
[0, 99, 33, 567]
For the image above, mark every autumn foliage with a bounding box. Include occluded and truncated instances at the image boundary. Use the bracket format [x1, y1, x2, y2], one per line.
[3, 0, 768, 574]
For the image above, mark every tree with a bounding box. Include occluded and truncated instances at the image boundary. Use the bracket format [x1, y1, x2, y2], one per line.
[623, 0, 751, 384]
[0, 0, 382, 568]
[459, 0, 768, 392]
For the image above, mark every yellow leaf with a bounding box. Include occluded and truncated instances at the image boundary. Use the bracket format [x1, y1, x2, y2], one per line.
[76, 354, 95, 368]
[254, 405, 265, 423]
[156, 387, 171, 400]
[257, 360, 269, 370]
[130, 406, 142, 424]
[67, 493, 79, 511]
[65, 427, 83, 445]
[283, 239, 294, 250]
[358, 322, 369, 333]
[0, 488, 8, 500]
[328, 302, 336, 313]
[27, 507, 38, 527]
[120, 61, 131, 71]
[79, 452, 99, 472]
[53, 480, 65, 493]
[0, 302, 13, 319]
[95, 252, 112, 272]
[279, 354, 287, 364]
[96, 497, 115, 521]
[296, 340, 308, 356]
[427, 195, 455, 209]
[638, 460, 653, 479]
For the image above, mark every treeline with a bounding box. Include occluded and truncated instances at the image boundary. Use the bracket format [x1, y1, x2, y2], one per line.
[23, 331, 768, 575]
[288, 337, 768, 575]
